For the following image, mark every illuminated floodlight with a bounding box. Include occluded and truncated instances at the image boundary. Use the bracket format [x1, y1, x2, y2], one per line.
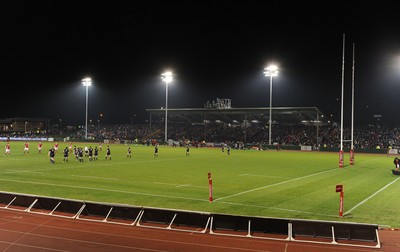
[161, 71, 173, 142]
[82, 77, 92, 140]
[161, 71, 173, 84]
[82, 77, 92, 87]
[263, 65, 279, 77]
[264, 65, 279, 145]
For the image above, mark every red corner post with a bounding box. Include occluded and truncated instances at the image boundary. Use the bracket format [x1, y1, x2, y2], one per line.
[336, 185, 344, 217]
[349, 149, 354, 165]
[208, 172, 213, 202]
[339, 150, 344, 168]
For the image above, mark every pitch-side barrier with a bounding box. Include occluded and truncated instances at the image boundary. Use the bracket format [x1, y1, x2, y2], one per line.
[0, 191, 380, 248]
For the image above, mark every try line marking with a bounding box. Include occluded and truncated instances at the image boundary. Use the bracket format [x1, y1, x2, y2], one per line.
[344, 176, 400, 215]
[214, 168, 336, 201]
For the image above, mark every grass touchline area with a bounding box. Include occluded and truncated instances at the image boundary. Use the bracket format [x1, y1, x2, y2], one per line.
[1, 141, 399, 228]
[214, 168, 337, 201]
[344, 176, 400, 215]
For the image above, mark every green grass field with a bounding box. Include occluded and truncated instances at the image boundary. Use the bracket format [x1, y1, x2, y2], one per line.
[1, 141, 400, 228]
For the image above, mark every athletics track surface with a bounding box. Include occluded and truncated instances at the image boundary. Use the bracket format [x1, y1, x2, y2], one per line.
[0, 208, 399, 252]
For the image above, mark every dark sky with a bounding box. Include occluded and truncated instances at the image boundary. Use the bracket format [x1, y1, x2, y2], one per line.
[2, 1, 400, 126]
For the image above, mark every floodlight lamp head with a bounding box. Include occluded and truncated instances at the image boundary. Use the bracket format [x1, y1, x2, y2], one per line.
[263, 65, 279, 77]
[82, 77, 92, 86]
[161, 71, 173, 84]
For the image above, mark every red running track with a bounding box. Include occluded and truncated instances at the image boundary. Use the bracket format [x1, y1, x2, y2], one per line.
[0, 208, 399, 252]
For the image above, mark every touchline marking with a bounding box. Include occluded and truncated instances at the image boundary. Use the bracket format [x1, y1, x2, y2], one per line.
[153, 182, 208, 188]
[71, 175, 120, 180]
[5, 170, 43, 174]
[214, 168, 337, 201]
[239, 174, 282, 178]
[217, 201, 338, 218]
[344, 176, 400, 215]
[0, 157, 191, 176]
[0, 178, 209, 203]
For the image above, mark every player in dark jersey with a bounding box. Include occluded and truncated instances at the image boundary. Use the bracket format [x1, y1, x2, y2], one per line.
[48, 148, 55, 164]
[186, 144, 190, 156]
[394, 157, 399, 170]
[78, 147, 84, 162]
[88, 146, 93, 161]
[105, 146, 111, 160]
[63, 147, 69, 163]
[392, 157, 400, 175]
[154, 144, 159, 157]
[74, 146, 78, 161]
[94, 146, 98, 160]
[127, 146, 132, 158]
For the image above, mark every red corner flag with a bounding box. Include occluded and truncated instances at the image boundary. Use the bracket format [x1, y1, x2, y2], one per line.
[208, 172, 213, 202]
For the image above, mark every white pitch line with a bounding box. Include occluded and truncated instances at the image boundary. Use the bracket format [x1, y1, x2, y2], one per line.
[239, 174, 282, 178]
[0, 157, 189, 176]
[5, 170, 43, 174]
[0, 178, 209, 203]
[217, 201, 338, 218]
[153, 182, 207, 188]
[214, 168, 337, 201]
[71, 175, 120, 180]
[344, 176, 400, 215]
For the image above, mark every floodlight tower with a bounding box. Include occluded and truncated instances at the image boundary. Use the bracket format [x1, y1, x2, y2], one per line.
[264, 65, 279, 145]
[161, 71, 173, 143]
[82, 77, 92, 140]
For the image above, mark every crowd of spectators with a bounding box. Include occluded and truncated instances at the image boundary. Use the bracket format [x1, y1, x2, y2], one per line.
[3, 123, 400, 150]
[65, 123, 400, 150]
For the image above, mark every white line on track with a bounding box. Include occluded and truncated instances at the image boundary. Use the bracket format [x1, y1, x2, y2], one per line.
[344, 176, 400, 215]
[214, 168, 337, 201]
[0, 225, 270, 252]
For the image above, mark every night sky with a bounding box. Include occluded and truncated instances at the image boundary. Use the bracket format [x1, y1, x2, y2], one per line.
[2, 1, 400, 126]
